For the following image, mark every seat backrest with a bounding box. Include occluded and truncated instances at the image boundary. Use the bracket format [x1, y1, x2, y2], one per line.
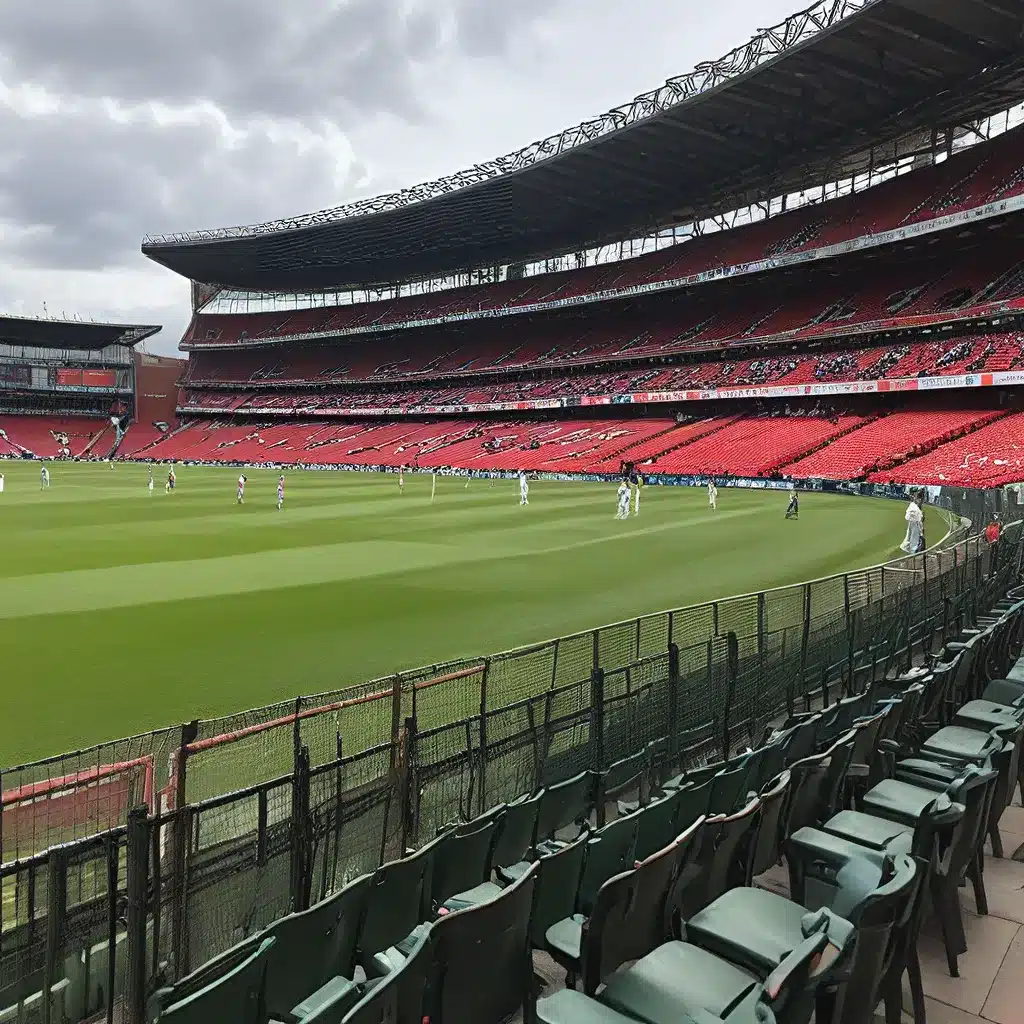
[577, 814, 640, 915]
[331, 930, 432, 1024]
[751, 738, 786, 794]
[763, 908, 855, 1024]
[816, 729, 858, 823]
[674, 777, 713, 833]
[430, 816, 500, 910]
[703, 797, 761, 910]
[943, 766, 998, 880]
[849, 709, 889, 780]
[264, 874, 371, 1018]
[708, 758, 754, 815]
[359, 835, 443, 960]
[428, 865, 537, 1024]
[529, 831, 589, 948]
[536, 771, 598, 842]
[920, 654, 961, 723]
[158, 937, 275, 1024]
[149, 933, 265, 1020]
[747, 772, 791, 883]
[634, 789, 684, 862]
[780, 714, 823, 766]
[603, 750, 649, 805]
[831, 855, 919, 1024]
[491, 791, 542, 868]
[579, 831, 686, 995]
[664, 816, 709, 938]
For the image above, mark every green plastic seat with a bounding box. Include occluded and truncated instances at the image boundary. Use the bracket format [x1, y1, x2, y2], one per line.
[684, 887, 811, 977]
[529, 832, 589, 949]
[263, 874, 371, 1022]
[545, 815, 640, 973]
[862, 780, 951, 827]
[359, 833, 444, 977]
[323, 929, 432, 1024]
[155, 937, 276, 1024]
[746, 772, 792, 883]
[429, 815, 499, 911]
[577, 815, 640, 915]
[148, 933, 266, 1021]
[633, 789, 685, 862]
[428, 865, 538, 1024]
[600, 940, 761, 1022]
[499, 773, 596, 883]
[920, 726, 1006, 770]
[536, 987, 771, 1024]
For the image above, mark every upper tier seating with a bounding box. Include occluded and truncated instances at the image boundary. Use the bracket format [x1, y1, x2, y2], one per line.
[180, 335, 1024, 418]
[184, 125, 1024, 347]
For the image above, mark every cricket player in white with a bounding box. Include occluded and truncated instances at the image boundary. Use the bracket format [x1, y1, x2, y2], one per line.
[237, 474, 247, 504]
[277, 475, 285, 511]
[900, 495, 923, 554]
[632, 473, 642, 517]
[708, 482, 718, 510]
[519, 470, 529, 506]
[0, 473, 4, 493]
[148, 466, 154, 495]
[40, 465, 49, 489]
[616, 481, 631, 519]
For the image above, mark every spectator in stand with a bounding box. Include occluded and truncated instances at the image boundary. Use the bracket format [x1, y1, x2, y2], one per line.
[985, 515, 1002, 544]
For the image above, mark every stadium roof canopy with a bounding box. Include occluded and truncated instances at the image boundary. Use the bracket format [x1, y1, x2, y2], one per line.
[142, 0, 1024, 294]
[0, 315, 161, 350]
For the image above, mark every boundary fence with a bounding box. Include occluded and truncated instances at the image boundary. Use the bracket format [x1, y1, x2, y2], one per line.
[0, 483, 1015, 1024]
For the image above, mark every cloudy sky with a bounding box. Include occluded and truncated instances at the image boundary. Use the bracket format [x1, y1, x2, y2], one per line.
[0, 0, 802, 356]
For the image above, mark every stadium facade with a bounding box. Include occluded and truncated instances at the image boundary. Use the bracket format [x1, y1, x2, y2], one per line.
[132, 0, 1024, 489]
[0, 315, 178, 459]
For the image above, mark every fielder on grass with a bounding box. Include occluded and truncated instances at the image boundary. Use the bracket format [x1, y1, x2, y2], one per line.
[616, 481, 631, 520]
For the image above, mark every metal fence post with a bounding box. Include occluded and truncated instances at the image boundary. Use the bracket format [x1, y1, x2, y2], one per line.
[170, 720, 198, 981]
[722, 632, 739, 761]
[125, 807, 149, 1024]
[477, 658, 490, 816]
[42, 847, 66, 1024]
[590, 667, 606, 826]
[400, 716, 418, 849]
[797, 584, 811, 713]
[290, 745, 311, 912]
[667, 643, 680, 768]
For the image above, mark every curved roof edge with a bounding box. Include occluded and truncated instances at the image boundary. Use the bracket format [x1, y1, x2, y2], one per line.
[143, 0, 879, 247]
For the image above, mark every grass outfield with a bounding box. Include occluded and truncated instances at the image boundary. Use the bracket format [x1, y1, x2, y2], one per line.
[0, 461, 937, 766]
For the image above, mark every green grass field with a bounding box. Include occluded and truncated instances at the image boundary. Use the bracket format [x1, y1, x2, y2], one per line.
[0, 461, 935, 766]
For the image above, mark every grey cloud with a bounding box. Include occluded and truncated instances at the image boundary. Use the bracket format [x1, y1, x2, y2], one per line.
[0, 103, 363, 271]
[0, 0, 564, 127]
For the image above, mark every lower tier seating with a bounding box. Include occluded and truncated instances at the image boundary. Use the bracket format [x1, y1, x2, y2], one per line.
[110, 405, 1024, 484]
